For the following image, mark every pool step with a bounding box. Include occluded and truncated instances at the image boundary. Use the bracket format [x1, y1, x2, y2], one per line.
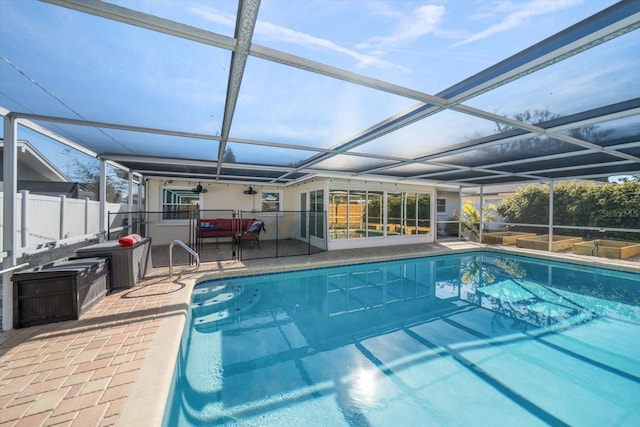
[193, 287, 262, 330]
[192, 285, 243, 309]
[192, 282, 229, 298]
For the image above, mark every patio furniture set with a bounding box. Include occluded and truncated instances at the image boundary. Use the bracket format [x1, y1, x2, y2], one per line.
[197, 218, 265, 251]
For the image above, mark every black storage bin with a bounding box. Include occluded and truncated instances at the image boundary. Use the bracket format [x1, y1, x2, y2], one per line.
[12, 257, 109, 328]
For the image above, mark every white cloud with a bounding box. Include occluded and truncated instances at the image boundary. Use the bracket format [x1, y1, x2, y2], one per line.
[358, 5, 446, 49]
[454, 0, 582, 46]
[256, 21, 407, 71]
[190, 3, 407, 72]
[187, 5, 236, 27]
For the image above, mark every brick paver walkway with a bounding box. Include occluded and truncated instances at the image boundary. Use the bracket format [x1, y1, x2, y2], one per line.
[0, 272, 181, 426]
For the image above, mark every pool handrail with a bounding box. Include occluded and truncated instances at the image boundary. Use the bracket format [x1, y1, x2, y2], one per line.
[169, 240, 200, 277]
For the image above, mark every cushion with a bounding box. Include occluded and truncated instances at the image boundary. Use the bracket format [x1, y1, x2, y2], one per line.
[199, 222, 219, 230]
[215, 219, 233, 230]
[118, 233, 142, 247]
[245, 221, 263, 233]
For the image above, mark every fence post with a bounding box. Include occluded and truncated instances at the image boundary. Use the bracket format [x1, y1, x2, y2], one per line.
[84, 198, 89, 235]
[275, 203, 279, 258]
[232, 210, 237, 261]
[20, 190, 28, 248]
[548, 180, 554, 252]
[128, 172, 134, 235]
[3, 115, 18, 331]
[59, 195, 66, 240]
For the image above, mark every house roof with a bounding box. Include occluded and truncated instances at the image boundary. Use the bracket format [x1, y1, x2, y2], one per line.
[1, 0, 639, 188]
[0, 140, 70, 183]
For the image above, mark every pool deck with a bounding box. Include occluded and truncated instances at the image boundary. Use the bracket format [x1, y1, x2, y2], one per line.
[1, 241, 638, 426]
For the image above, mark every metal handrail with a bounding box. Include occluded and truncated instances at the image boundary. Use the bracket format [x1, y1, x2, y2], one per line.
[169, 240, 200, 277]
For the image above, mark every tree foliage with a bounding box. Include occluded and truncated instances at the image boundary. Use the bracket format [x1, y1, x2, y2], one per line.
[65, 153, 127, 202]
[484, 109, 614, 169]
[222, 147, 236, 162]
[497, 181, 640, 239]
[496, 185, 550, 224]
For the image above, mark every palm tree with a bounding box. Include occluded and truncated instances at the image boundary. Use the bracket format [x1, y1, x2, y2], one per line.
[461, 202, 498, 240]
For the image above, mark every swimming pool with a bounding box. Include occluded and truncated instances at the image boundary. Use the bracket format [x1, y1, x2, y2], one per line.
[163, 251, 640, 426]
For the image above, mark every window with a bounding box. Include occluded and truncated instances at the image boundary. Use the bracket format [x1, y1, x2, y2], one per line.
[161, 188, 200, 220]
[366, 192, 383, 236]
[329, 190, 348, 239]
[437, 198, 447, 213]
[330, 190, 430, 238]
[387, 192, 431, 236]
[261, 191, 281, 212]
[310, 190, 324, 239]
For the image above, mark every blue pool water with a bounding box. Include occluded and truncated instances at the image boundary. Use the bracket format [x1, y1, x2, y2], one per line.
[163, 252, 640, 426]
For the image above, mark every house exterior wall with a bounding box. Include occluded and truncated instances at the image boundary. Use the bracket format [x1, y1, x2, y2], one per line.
[144, 178, 465, 249]
[145, 179, 288, 246]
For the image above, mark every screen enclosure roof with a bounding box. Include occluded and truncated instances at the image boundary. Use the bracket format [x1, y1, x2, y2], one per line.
[1, 0, 639, 188]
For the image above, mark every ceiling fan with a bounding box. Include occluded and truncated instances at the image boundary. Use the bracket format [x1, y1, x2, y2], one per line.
[243, 185, 257, 195]
[192, 182, 208, 193]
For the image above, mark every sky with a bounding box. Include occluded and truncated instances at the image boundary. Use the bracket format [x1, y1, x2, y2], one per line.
[1, 0, 636, 181]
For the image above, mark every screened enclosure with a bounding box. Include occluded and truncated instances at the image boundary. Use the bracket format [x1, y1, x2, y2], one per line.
[1, 0, 639, 255]
[1, 0, 638, 187]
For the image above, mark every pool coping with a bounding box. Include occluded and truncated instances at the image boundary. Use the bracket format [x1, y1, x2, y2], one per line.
[116, 242, 640, 426]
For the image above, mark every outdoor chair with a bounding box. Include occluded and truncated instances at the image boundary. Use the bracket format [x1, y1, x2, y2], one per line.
[235, 220, 266, 248]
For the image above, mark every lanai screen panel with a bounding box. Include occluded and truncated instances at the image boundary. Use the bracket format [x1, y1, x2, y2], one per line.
[495, 153, 631, 175]
[1, 1, 231, 134]
[560, 115, 640, 146]
[1, 0, 638, 185]
[251, 0, 620, 94]
[434, 136, 586, 169]
[311, 155, 398, 174]
[109, 0, 239, 36]
[223, 142, 321, 168]
[377, 164, 449, 179]
[32, 125, 221, 161]
[466, 29, 640, 123]
[349, 109, 499, 159]
[230, 56, 416, 150]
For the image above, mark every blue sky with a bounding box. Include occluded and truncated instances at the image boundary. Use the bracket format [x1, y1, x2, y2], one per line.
[1, 0, 636, 179]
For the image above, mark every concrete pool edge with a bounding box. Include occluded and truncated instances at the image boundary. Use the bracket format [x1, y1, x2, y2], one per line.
[115, 275, 195, 427]
[118, 241, 640, 426]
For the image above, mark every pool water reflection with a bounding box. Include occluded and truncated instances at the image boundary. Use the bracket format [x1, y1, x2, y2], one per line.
[163, 252, 640, 426]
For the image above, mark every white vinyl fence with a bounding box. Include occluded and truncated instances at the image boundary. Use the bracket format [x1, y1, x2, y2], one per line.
[0, 191, 124, 256]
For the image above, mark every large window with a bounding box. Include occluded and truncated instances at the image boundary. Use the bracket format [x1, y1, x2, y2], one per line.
[387, 192, 431, 236]
[329, 190, 429, 238]
[329, 190, 383, 238]
[161, 188, 200, 220]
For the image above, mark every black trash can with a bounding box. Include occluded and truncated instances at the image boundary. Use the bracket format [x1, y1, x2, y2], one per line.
[12, 257, 110, 328]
